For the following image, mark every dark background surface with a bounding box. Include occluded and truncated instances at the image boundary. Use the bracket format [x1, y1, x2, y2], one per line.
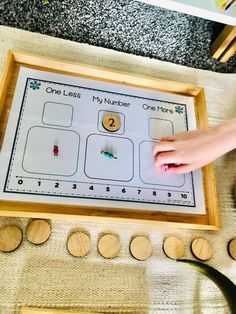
[0, 0, 235, 72]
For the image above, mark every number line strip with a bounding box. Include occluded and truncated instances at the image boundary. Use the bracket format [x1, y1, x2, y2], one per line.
[16, 176, 190, 193]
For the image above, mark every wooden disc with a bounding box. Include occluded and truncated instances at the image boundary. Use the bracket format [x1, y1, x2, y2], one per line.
[0, 225, 23, 252]
[67, 231, 91, 257]
[228, 238, 236, 260]
[26, 219, 51, 245]
[130, 236, 152, 261]
[98, 233, 121, 259]
[102, 113, 121, 132]
[191, 237, 213, 261]
[163, 236, 185, 260]
[234, 183, 236, 203]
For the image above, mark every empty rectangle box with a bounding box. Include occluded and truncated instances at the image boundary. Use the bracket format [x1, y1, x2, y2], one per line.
[42, 102, 74, 127]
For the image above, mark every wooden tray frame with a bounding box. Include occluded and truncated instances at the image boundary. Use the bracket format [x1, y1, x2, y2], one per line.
[0, 50, 220, 230]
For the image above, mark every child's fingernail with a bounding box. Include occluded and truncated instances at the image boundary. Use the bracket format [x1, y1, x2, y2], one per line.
[161, 164, 168, 171]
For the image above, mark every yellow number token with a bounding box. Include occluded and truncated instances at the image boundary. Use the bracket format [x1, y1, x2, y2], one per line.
[102, 113, 121, 132]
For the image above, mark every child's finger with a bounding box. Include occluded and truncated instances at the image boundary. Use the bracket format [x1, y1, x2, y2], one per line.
[167, 163, 199, 174]
[153, 142, 175, 157]
[154, 151, 179, 169]
[160, 135, 176, 141]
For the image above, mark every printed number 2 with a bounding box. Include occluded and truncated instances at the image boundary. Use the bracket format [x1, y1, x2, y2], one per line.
[55, 182, 59, 188]
[109, 118, 115, 127]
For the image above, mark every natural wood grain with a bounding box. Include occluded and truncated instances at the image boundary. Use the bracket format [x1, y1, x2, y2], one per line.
[130, 235, 152, 261]
[12, 51, 202, 96]
[211, 25, 236, 62]
[219, 38, 236, 63]
[163, 236, 185, 260]
[228, 238, 236, 260]
[97, 233, 121, 259]
[194, 89, 220, 230]
[0, 51, 220, 230]
[26, 219, 51, 245]
[0, 51, 15, 119]
[191, 237, 213, 261]
[20, 307, 98, 314]
[67, 231, 90, 257]
[0, 225, 22, 252]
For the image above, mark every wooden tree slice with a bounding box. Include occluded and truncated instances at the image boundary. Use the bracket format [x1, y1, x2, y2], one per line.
[163, 236, 185, 260]
[191, 237, 213, 261]
[26, 219, 51, 245]
[234, 183, 236, 203]
[130, 236, 152, 261]
[102, 113, 121, 132]
[67, 231, 91, 257]
[228, 238, 236, 260]
[97, 233, 121, 259]
[0, 225, 23, 252]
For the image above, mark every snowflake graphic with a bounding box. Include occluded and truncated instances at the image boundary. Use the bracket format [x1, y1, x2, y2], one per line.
[175, 105, 184, 114]
[29, 80, 41, 90]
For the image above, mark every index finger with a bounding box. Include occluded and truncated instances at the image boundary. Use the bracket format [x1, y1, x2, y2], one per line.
[153, 141, 175, 157]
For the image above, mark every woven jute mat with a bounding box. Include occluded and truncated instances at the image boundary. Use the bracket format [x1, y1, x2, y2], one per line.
[0, 26, 235, 314]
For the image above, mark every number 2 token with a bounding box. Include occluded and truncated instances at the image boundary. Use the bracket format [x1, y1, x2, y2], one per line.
[102, 113, 121, 132]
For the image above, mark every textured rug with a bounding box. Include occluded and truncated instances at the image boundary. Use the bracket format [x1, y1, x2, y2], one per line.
[0, 26, 236, 314]
[0, 0, 235, 73]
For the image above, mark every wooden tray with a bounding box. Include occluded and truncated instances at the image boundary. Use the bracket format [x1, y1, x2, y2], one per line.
[0, 51, 220, 230]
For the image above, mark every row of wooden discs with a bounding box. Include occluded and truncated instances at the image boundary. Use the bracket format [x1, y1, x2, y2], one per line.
[0, 219, 236, 261]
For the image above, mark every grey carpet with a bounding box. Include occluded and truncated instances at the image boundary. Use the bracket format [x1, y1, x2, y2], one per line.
[0, 0, 235, 73]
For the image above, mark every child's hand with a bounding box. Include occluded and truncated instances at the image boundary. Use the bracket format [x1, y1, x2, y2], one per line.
[153, 128, 224, 174]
